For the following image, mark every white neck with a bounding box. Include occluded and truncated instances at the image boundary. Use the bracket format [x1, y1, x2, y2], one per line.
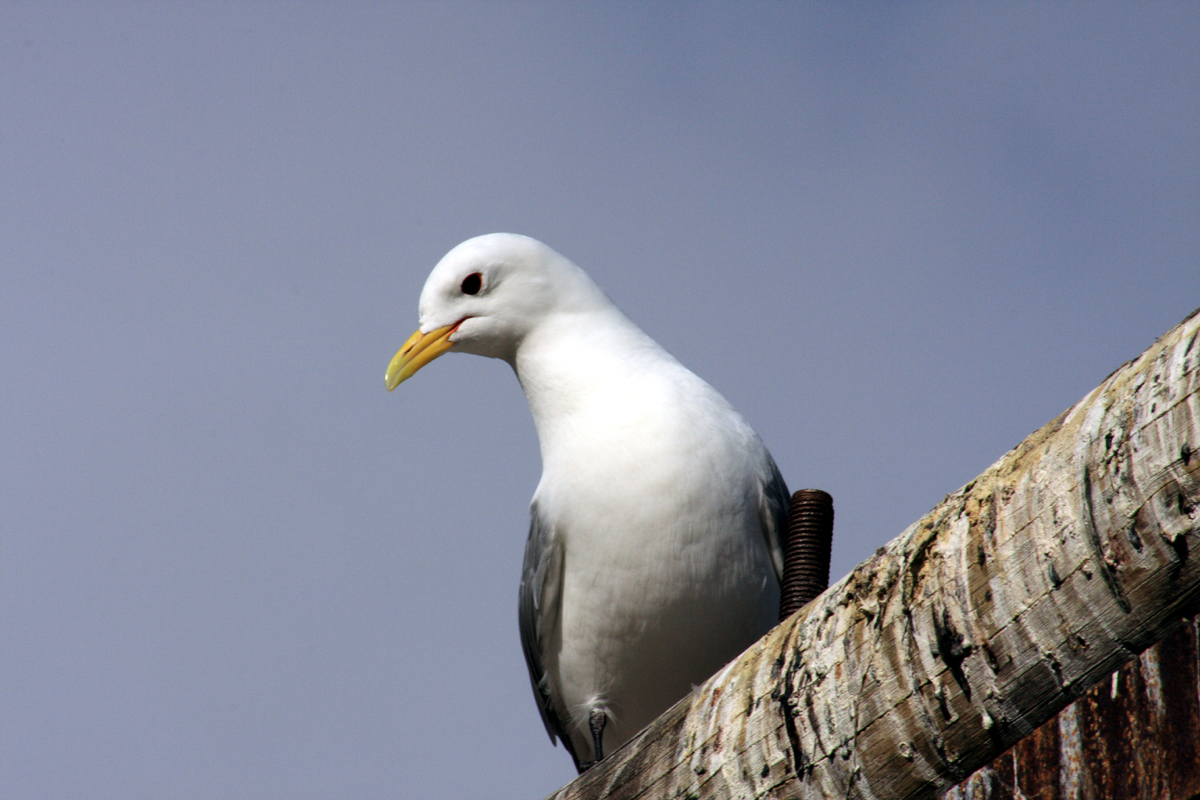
[510, 306, 676, 460]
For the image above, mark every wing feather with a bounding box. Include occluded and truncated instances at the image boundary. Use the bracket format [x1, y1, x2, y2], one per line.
[758, 457, 790, 582]
[517, 501, 580, 769]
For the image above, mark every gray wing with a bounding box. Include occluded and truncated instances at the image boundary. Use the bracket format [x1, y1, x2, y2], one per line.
[517, 501, 581, 768]
[758, 456, 790, 582]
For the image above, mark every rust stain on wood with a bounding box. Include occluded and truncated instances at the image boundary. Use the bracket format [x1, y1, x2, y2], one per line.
[951, 618, 1200, 800]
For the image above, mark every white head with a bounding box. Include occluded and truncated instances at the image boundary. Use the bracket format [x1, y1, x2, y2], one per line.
[386, 234, 608, 388]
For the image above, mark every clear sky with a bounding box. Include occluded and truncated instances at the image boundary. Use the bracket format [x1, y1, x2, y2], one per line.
[2, 3, 1197, 799]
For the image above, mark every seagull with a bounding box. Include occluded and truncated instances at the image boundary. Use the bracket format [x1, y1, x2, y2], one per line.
[386, 233, 788, 772]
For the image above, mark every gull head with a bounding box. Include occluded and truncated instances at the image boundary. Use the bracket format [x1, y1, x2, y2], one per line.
[386, 233, 606, 390]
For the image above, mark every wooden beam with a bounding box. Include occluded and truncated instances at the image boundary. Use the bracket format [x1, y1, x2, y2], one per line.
[548, 307, 1200, 800]
[949, 616, 1200, 799]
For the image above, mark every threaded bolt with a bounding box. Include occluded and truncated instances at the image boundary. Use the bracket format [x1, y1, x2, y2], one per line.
[779, 489, 834, 621]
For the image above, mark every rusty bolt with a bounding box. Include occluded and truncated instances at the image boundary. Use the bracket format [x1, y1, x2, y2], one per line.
[779, 489, 834, 622]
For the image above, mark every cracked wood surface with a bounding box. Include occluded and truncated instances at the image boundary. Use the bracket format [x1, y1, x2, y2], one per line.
[548, 307, 1200, 800]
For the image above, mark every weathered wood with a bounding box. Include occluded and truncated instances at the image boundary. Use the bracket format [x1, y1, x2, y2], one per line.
[947, 616, 1200, 800]
[548, 308, 1200, 800]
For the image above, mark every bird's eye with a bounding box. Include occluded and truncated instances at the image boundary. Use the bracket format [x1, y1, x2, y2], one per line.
[461, 273, 482, 295]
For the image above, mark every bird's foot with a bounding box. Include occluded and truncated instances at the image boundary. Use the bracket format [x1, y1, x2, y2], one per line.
[588, 708, 607, 765]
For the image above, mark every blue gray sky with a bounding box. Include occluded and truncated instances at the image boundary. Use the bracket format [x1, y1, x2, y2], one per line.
[3, 4, 1197, 799]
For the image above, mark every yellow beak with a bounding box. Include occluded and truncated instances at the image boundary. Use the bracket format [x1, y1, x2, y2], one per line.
[385, 323, 457, 391]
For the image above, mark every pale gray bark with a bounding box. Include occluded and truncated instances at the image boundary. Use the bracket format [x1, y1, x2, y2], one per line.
[548, 308, 1200, 800]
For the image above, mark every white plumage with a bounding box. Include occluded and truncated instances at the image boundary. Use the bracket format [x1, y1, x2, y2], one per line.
[386, 234, 788, 771]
